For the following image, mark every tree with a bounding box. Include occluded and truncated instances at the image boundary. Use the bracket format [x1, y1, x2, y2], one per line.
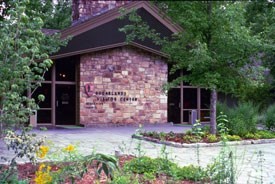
[27, 0, 72, 29]
[0, 0, 65, 133]
[1, 0, 72, 29]
[121, 1, 269, 134]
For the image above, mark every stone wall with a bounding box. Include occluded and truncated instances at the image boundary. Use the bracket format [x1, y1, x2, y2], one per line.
[79, 46, 167, 126]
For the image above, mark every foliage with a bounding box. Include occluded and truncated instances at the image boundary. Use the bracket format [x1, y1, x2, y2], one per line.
[124, 156, 158, 174]
[191, 120, 204, 137]
[219, 102, 259, 137]
[183, 134, 202, 143]
[217, 112, 230, 137]
[1, 128, 45, 183]
[173, 165, 205, 181]
[226, 135, 241, 142]
[34, 143, 119, 183]
[206, 134, 219, 143]
[86, 153, 118, 179]
[216, 102, 230, 116]
[238, 84, 274, 110]
[34, 163, 52, 184]
[264, 103, 275, 130]
[111, 172, 139, 184]
[201, 125, 210, 135]
[1, 0, 72, 29]
[207, 148, 237, 183]
[0, 0, 65, 133]
[256, 130, 275, 139]
[244, 133, 260, 140]
[143, 172, 156, 182]
[123, 155, 206, 182]
[4, 128, 46, 164]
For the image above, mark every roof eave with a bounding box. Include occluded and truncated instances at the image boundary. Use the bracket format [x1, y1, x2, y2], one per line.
[50, 42, 168, 60]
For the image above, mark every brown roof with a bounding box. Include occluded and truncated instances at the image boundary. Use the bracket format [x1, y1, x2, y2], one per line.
[42, 28, 60, 35]
[51, 1, 183, 59]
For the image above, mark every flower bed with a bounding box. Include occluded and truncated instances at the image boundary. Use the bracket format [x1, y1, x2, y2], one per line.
[132, 130, 275, 148]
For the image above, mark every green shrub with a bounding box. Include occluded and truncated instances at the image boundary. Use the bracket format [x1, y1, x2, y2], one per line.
[174, 165, 205, 181]
[207, 149, 236, 183]
[265, 104, 275, 130]
[191, 120, 204, 137]
[257, 130, 275, 139]
[123, 156, 178, 176]
[185, 130, 193, 135]
[111, 172, 138, 184]
[153, 158, 178, 176]
[183, 135, 202, 143]
[217, 112, 230, 136]
[216, 102, 230, 117]
[123, 156, 158, 174]
[227, 102, 258, 136]
[244, 133, 260, 139]
[206, 134, 219, 143]
[201, 125, 211, 136]
[143, 172, 156, 181]
[226, 135, 241, 141]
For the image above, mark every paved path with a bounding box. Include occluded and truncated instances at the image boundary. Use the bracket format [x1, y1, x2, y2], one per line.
[1, 124, 275, 183]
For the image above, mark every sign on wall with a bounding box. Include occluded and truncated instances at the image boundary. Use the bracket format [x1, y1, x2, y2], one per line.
[84, 83, 138, 109]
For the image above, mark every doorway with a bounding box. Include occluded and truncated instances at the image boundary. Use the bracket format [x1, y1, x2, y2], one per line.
[32, 56, 78, 126]
[168, 86, 210, 124]
[56, 84, 76, 125]
[168, 88, 181, 123]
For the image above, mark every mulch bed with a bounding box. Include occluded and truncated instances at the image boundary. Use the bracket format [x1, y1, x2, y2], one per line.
[0, 155, 200, 184]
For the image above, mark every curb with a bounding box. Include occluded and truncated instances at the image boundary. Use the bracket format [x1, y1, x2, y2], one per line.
[132, 134, 275, 148]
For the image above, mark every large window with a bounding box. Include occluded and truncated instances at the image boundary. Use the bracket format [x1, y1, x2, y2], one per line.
[56, 58, 76, 81]
[167, 66, 211, 124]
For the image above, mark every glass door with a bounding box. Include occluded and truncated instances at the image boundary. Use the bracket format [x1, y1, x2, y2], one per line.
[32, 83, 52, 124]
[168, 88, 181, 124]
[56, 84, 76, 125]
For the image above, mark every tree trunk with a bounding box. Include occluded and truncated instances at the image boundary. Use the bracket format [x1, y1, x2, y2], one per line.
[210, 89, 217, 134]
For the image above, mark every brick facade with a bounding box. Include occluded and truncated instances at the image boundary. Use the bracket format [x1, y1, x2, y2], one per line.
[79, 46, 168, 126]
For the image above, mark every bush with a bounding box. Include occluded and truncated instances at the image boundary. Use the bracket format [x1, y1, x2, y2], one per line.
[111, 172, 139, 184]
[227, 102, 258, 137]
[244, 133, 260, 139]
[226, 135, 241, 141]
[173, 165, 205, 181]
[123, 156, 158, 174]
[257, 130, 275, 139]
[183, 135, 202, 143]
[265, 104, 275, 130]
[153, 158, 177, 175]
[216, 102, 230, 117]
[123, 156, 206, 182]
[123, 156, 179, 176]
[206, 134, 219, 143]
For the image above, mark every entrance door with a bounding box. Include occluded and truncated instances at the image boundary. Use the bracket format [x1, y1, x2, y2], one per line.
[168, 88, 181, 124]
[56, 84, 76, 125]
[182, 88, 198, 123]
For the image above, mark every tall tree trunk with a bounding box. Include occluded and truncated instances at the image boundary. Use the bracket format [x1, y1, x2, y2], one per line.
[210, 89, 217, 134]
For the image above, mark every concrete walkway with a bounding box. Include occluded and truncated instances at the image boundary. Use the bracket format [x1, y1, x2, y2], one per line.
[1, 124, 275, 183]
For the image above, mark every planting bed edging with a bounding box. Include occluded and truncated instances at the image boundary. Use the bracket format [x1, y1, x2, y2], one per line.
[132, 134, 275, 148]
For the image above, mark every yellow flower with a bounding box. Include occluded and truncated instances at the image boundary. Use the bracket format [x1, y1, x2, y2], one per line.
[36, 146, 49, 159]
[34, 164, 52, 184]
[64, 144, 75, 152]
[39, 164, 46, 170]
